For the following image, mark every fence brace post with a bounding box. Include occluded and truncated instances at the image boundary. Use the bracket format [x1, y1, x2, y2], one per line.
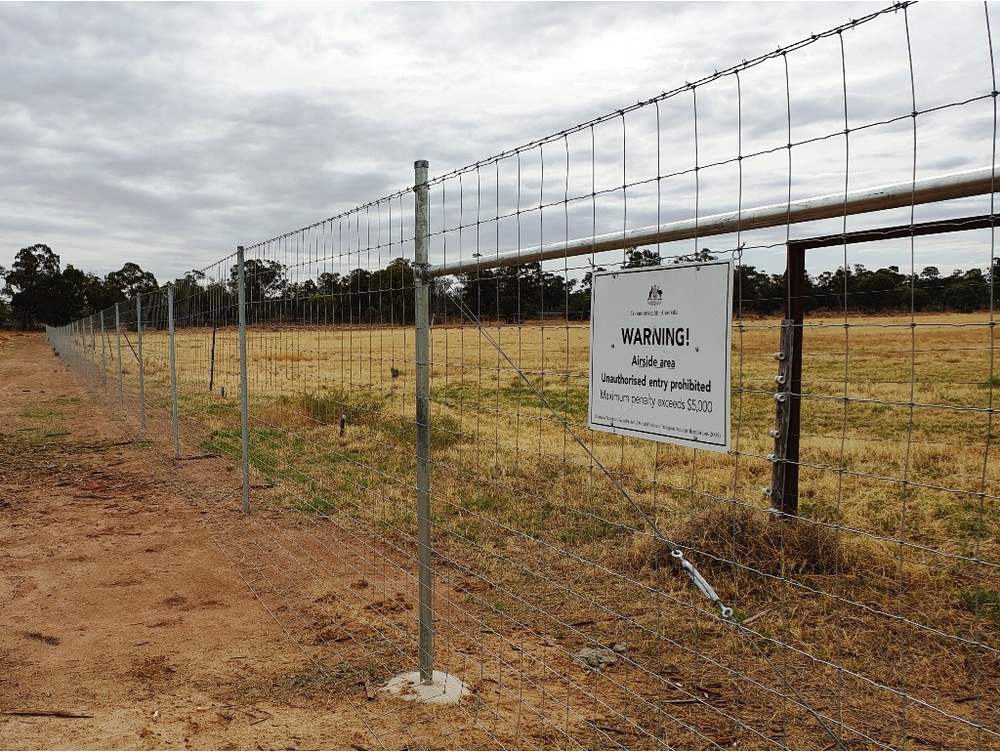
[99, 310, 107, 393]
[413, 159, 435, 685]
[137, 292, 145, 433]
[236, 246, 251, 514]
[768, 243, 805, 517]
[168, 284, 180, 458]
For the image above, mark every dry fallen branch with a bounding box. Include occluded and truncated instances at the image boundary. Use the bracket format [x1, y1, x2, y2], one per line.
[1, 710, 93, 719]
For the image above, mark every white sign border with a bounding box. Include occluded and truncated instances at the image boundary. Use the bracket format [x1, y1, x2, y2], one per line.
[586, 260, 733, 453]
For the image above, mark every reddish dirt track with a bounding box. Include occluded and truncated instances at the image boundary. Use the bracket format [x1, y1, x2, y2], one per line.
[0, 332, 465, 750]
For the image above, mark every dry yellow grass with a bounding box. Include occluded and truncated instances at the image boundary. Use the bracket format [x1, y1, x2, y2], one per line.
[91, 311, 999, 748]
[127, 312, 999, 557]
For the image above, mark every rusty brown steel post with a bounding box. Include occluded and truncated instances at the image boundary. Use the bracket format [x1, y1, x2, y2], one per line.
[769, 243, 805, 517]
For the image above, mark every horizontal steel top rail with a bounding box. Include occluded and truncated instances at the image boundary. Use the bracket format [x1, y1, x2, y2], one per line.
[426, 165, 998, 277]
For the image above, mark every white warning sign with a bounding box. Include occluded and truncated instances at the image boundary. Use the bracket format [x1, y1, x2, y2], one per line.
[587, 261, 732, 452]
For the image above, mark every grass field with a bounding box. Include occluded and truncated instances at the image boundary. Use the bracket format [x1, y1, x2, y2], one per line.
[69, 311, 999, 748]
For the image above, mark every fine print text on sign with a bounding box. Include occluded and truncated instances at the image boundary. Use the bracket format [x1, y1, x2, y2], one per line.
[587, 261, 733, 452]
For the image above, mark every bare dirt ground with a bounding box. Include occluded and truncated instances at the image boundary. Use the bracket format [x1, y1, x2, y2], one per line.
[0, 333, 479, 750]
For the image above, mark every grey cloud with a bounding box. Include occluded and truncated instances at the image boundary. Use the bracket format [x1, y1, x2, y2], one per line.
[0, 1, 994, 284]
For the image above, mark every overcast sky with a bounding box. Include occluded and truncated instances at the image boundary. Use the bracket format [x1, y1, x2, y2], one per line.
[2, 1, 998, 283]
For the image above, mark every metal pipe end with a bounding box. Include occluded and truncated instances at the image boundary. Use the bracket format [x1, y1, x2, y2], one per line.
[414, 160, 429, 168]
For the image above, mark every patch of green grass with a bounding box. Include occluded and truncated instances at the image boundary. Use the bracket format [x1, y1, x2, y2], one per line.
[957, 587, 1000, 622]
[798, 496, 842, 525]
[941, 497, 1000, 544]
[207, 427, 302, 484]
[8, 427, 67, 448]
[19, 406, 62, 420]
[452, 518, 484, 545]
[202, 422, 383, 514]
[728, 607, 750, 624]
[12, 401, 70, 447]
[205, 401, 237, 416]
[500, 377, 589, 419]
[432, 381, 479, 408]
[483, 597, 511, 615]
[434, 378, 588, 421]
[201, 429, 240, 459]
[302, 388, 385, 426]
[303, 388, 466, 450]
[466, 491, 503, 513]
[557, 514, 618, 546]
[383, 410, 466, 451]
[293, 492, 338, 515]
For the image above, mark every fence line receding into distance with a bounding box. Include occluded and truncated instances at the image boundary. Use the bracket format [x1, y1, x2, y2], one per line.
[47, 2, 1000, 748]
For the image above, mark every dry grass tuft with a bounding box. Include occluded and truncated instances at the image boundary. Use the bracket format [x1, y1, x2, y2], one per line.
[617, 505, 853, 579]
[677, 504, 848, 576]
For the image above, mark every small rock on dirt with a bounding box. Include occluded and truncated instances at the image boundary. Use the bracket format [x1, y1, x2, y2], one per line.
[573, 646, 619, 671]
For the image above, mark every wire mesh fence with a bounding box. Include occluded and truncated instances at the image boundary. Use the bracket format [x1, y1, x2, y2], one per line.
[45, 1, 1000, 748]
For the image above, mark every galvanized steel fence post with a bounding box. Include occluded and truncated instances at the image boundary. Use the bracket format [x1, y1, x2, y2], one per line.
[236, 245, 251, 514]
[167, 284, 180, 459]
[89, 316, 95, 363]
[115, 302, 124, 409]
[208, 321, 217, 393]
[413, 159, 434, 684]
[137, 291, 145, 432]
[99, 310, 106, 392]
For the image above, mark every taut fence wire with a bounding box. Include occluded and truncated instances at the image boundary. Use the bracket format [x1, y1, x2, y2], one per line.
[48, 1, 1000, 747]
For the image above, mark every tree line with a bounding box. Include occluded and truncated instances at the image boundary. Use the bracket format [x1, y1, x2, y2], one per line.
[2, 243, 997, 329]
[1, 244, 160, 328]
